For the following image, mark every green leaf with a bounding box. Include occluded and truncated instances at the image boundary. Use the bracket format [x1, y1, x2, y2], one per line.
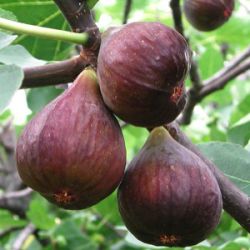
[198, 45, 224, 79]
[230, 94, 250, 125]
[52, 220, 98, 250]
[123, 126, 149, 162]
[198, 142, 250, 195]
[228, 114, 250, 146]
[87, 0, 99, 9]
[219, 241, 244, 250]
[0, 7, 17, 20]
[27, 86, 63, 113]
[0, 2, 72, 61]
[0, 209, 26, 229]
[27, 196, 56, 230]
[0, 109, 11, 121]
[233, 237, 250, 248]
[0, 45, 46, 67]
[93, 192, 122, 224]
[213, 16, 250, 49]
[0, 32, 17, 50]
[0, 64, 23, 113]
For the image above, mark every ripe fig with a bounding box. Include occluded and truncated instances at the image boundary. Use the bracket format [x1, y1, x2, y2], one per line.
[184, 0, 235, 31]
[118, 127, 222, 247]
[16, 68, 126, 210]
[97, 22, 191, 127]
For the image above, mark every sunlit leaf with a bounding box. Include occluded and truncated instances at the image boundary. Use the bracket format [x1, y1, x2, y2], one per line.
[0, 64, 23, 113]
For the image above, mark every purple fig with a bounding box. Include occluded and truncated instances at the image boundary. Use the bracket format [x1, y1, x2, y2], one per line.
[184, 0, 235, 31]
[16, 68, 126, 210]
[97, 22, 191, 127]
[118, 127, 222, 247]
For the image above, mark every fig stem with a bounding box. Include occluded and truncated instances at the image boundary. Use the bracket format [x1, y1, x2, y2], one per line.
[0, 17, 88, 45]
[53, 0, 101, 52]
[22, 56, 87, 88]
[165, 122, 250, 232]
[123, 0, 133, 24]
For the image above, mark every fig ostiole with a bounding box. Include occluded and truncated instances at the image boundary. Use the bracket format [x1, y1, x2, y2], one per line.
[97, 22, 191, 127]
[184, 0, 235, 31]
[16, 68, 126, 210]
[118, 127, 222, 247]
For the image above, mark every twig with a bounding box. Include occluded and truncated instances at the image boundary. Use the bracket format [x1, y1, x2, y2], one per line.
[22, 56, 86, 88]
[189, 60, 202, 89]
[12, 223, 36, 250]
[169, 0, 202, 87]
[170, 0, 184, 35]
[180, 51, 250, 124]
[123, 0, 133, 24]
[0, 188, 33, 200]
[165, 122, 250, 232]
[169, 0, 202, 120]
[179, 90, 200, 125]
[0, 188, 33, 217]
[205, 46, 250, 84]
[200, 59, 250, 98]
[53, 0, 101, 51]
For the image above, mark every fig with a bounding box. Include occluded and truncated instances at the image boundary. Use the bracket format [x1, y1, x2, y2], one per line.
[16, 68, 126, 210]
[97, 22, 191, 127]
[118, 127, 222, 247]
[184, 0, 235, 31]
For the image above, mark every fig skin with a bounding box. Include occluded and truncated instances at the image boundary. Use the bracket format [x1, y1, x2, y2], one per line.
[118, 127, 222, 247]
[184, 0, 235, 31]
[97, 22, 191, 127]
[16, 68, 126, 210]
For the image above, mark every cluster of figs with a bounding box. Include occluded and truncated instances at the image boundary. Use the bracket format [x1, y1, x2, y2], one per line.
[16, 1, 235, 247]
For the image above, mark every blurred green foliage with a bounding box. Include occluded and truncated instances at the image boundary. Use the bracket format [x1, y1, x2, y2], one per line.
[0, 0, 249, 249]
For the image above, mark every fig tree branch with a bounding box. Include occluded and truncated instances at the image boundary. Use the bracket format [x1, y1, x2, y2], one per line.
[170, 0, 184, 35]
[0, 17, 88, 45]
[12, 223, 36, 250]
[123, 0, 133, 24]
[169, 0, 202, 91]
[0, 188, 32, 200]
[165, 122, 250, 232]
[180, 58, 250, 124]
[53, 0, 101, 51]
[22, 56, 87, 88]
[200, 59, 250, 97]
[205, 45, 250, 84]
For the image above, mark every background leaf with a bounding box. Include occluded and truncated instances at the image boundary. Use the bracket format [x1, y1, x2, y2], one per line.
[198, 142, 250, 194]
[27, 86, 63, 113]
[0, 1, 72, 61]
[0, 45, 46, 67]
[0, 64, 23, 113]
[228, 114, 250, 146]
[0, 32, 17, 50]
